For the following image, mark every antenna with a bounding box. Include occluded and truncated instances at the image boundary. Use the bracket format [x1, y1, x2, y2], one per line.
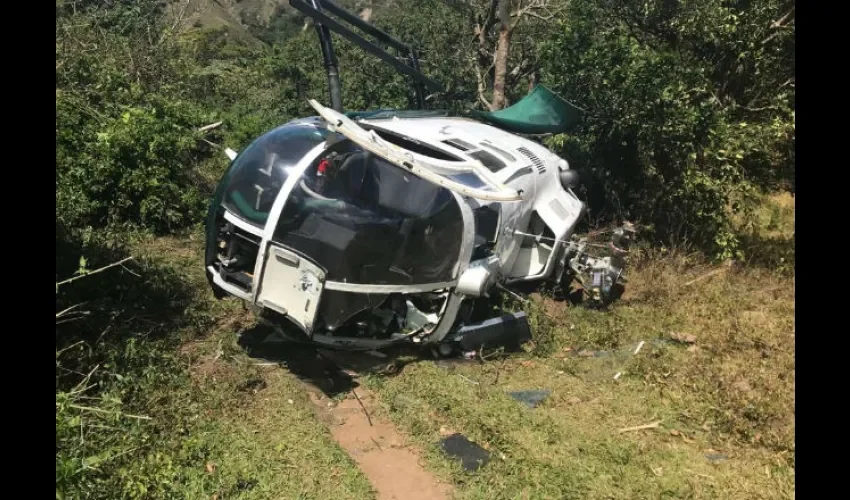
[290, 0, 444, 112]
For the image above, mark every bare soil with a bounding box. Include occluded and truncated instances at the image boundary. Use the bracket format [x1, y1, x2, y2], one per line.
[307, 385, 453, 500]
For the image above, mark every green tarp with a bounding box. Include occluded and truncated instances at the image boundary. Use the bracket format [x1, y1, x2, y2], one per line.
[470, 85, 583, 135]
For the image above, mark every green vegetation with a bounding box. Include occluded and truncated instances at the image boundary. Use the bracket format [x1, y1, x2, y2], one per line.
[56, 1, 794, 498]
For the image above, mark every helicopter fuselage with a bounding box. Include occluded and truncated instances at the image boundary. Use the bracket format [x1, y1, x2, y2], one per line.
[204, 112, 602, 351]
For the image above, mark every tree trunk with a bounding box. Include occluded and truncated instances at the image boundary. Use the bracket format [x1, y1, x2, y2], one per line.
[491, 23, 512, 110]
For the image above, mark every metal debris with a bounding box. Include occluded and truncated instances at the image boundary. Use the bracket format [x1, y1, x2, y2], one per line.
[507, 390, 552, 408]
[439, 433, 491, 472]
[705, 452, 729, 463]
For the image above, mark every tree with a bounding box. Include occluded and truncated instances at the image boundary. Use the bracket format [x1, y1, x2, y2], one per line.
[466, 1, 565, 109]
[539, 0, 794, 256]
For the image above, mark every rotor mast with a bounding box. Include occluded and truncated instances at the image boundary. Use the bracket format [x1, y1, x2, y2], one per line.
[291, 0, 444, 113]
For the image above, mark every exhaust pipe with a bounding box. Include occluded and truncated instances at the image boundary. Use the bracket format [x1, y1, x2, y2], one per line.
[559, 169, 580, 189]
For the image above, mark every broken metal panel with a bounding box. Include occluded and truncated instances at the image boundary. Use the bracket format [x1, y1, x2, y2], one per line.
[255, 244, 325, 333]
[308, 99, 522, 201]
[507, 390, 552, 409]
[449, 311, 533, 352]
[439, 434, 491, 472]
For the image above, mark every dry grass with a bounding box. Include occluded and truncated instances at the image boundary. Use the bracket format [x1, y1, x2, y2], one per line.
[108, 231, 379, 499]
[361, 194, 795, 499]
[110, 194, 794, 499]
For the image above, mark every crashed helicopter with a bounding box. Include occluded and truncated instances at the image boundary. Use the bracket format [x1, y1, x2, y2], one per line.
[204, 0, 635, 355]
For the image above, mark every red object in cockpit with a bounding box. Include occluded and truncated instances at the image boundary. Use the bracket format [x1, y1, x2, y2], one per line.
[317, 159, 330, 175]
[315, 158, 329, 193]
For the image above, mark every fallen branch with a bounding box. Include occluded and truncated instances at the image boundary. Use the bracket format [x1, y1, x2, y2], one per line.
[683, 267, 727, 287]
[56, 312, 91, 325]
[492, 355, 509, 385]
[200, 137, 221, 149]
[56, 340, 85, 358]
[197, 121, 223, 133]
[64, 403, 152, 421]
[351, 389, 373, 426]
[618, 420, 662, 433]
[56, 302, 88, 319]
[56, 257, 134, 288]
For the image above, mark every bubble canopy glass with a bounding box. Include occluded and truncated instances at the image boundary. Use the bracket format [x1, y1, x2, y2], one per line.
[217, 123, 331, 227]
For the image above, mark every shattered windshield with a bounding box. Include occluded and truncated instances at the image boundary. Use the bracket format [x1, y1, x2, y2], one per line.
[273, 140, 464, 286]
[220, 123, 329, 227]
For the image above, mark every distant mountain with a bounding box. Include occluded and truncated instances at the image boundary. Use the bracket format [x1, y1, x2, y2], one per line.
[165, 0, 395, 46]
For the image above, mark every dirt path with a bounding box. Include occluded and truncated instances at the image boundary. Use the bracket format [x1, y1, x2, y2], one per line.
[238, 332, 453, 499]
[307, 385, 452, 500]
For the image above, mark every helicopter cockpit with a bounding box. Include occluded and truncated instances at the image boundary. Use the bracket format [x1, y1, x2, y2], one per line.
[206, 121, 469, 340]
[277, 139, 462, 286]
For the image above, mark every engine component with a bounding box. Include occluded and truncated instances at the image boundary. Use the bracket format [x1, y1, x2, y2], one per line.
[447, 311, 532, 352]
[457, 255, 500, 297]
[558, 169, 580, 189]
[585, 256, 622, 304]
[560, 223, 635, 307]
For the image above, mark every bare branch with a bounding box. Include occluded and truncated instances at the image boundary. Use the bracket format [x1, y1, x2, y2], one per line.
[510, 0, 563, 31]
[201, 138, 222, 149]
[56, 340, 85, 358]
[351, 389, 372, 426]
[56, 302, 89, 320]
[770, 7, 795, 29]
[618, 420, 662, 433]
[523, 10, 555, 21]
[56, 257, 135, 288]
[63, 403, 152, 421]
[197, 121, 223, 133]
[476, 62, 495, 109]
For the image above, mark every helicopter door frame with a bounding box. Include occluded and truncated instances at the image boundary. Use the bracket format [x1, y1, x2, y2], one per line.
[308, 99, 523, 202]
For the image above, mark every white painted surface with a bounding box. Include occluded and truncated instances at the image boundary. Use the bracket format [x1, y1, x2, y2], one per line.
[255, 244, 325, 333]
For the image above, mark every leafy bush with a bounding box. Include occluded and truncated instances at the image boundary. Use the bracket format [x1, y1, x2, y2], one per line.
[540, 0, 794, 257]
[57, 95, 212, 233]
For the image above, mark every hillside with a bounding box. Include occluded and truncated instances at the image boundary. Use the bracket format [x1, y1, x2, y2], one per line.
[56, 1, 794, 498]
[167, 0, 385, 46]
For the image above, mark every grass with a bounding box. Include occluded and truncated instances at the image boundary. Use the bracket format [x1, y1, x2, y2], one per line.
[359, 193, 795, 499]
[735, 191, 795, 273]
[56, 194, 794, 499]
[358, 252, 794, 499]
[56, 230, 375, 500]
